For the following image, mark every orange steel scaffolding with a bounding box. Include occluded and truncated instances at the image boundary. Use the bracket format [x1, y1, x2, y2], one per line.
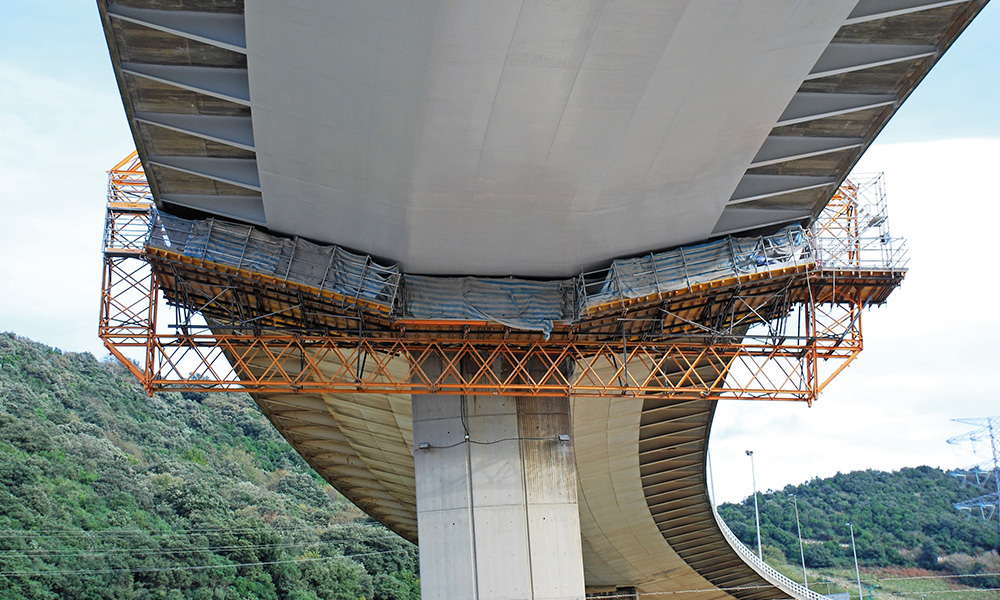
[99, 153, 904, 403]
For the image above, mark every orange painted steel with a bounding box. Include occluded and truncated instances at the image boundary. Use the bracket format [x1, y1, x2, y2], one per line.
[97, 330, 858, 402]
[99, 156, 900, 403]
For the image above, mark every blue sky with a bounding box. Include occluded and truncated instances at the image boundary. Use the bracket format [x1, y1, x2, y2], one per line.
[1, 2, 998, 504]
[875, 2, 1000, 143]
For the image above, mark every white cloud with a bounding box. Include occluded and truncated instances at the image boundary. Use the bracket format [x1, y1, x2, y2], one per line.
[0, 61, 133, 356]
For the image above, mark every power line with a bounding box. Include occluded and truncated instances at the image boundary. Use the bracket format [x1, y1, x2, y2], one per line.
[873, 572, 1000, 582]
[879, 590, 1000, 597]
[0, 548, 406, 577]
[0, 522, 361, 539]
[0, 539, 330, 559]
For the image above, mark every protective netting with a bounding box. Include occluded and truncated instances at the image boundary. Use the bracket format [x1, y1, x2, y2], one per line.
[149, 213, 403, 310]
[146, 211, 812, 334]
[403, 276, 575, 338]
[579, 226, 811, 311]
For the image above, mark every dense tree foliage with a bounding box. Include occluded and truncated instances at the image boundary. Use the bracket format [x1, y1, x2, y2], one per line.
[717, 464, 998, 588]
[3, 331, 998, 597]
[0, 333, 418, 599]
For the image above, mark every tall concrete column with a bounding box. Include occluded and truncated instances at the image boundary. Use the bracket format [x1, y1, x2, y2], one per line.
[412, 357, 585, 600]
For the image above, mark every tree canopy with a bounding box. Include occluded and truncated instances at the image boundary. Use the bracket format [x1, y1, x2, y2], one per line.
[0, 333, 418, 599]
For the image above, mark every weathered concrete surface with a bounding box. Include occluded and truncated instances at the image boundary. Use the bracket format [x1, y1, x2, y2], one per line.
[411, 355, 584, 600]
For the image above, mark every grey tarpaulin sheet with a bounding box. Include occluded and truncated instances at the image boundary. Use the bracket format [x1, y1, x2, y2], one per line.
[148, 212, 402, 308]
[403, 276, 575, 338]
[146, 211, 811, 334]
[580, 226, 811, 310]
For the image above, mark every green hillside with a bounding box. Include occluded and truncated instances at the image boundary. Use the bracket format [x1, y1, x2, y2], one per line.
[717, 466, 999, 596]
[2, 331, 997, 599]
[0, 333, 418, 600]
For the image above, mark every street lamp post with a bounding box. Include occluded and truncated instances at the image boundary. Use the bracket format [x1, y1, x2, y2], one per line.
[847, 522, 863, 600]
[746, 450, 762, 559]
[789, 493, 808, 590]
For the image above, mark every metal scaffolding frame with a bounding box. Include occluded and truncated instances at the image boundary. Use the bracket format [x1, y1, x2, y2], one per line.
[99, 153, 905, 403]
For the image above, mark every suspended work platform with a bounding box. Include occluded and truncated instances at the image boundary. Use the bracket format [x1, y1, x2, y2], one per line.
[100, 153, 905, 404]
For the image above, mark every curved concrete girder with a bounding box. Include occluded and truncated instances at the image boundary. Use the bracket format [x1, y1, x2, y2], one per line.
[572, 393, 743, 599]
[237, 360, 420, 540]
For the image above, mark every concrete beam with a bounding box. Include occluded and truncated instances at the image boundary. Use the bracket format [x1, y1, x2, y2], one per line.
[776, 92, 897, 126]
[122, 63, 250, 106]
[161, 193, 266, 225]
[846, 0, 970, 24]
[808, 43, 937, 79]
[728, 174, 837, 204]
[712, 207, 814, 237]
[135, 112, 255, 151]
[148, 156, 261, 191]
[750, 135, 864, 167]
[107, 5, 247, 53]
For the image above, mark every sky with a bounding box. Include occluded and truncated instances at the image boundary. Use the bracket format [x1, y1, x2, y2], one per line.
[0, 2, 998, 505]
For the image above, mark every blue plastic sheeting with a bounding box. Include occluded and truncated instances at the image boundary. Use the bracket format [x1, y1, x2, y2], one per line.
[580, 226, 811, 311]
[404, 276, 575, 338]
[149, 212, 402, 309]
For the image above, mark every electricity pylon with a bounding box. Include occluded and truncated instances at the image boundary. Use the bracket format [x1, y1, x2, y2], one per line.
[948, 416, 1000, 554]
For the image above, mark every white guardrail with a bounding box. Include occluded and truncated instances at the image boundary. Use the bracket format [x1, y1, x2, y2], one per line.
[714, 509, 828, 600]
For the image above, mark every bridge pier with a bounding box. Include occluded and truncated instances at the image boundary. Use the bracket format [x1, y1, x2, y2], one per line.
[412, 358, 584, 600]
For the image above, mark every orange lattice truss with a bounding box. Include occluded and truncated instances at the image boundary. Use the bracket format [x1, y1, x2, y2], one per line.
[99, 153, 905, 403]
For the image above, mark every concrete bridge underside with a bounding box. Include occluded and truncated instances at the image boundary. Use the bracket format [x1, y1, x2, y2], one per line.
[97, 0, 988, 596]
[241, 350, 789, 599]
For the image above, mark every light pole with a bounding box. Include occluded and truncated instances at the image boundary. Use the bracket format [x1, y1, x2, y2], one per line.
[789, 493, 807, 590]
[847, 522, 863, 600]
[746, 450, 762, 559]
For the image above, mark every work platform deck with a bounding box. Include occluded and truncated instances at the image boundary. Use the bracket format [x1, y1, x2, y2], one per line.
[101, 165, 905, 403]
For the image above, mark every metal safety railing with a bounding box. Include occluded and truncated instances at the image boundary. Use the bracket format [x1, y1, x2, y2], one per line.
[715, 509, 827, 600]
[103, 153, 154, 256]
[577, 174, 907, 314]
[813, 175, 908, 276]
[576, 226, 813, 315]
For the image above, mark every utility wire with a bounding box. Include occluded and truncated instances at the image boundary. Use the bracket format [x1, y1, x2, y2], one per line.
[886, 590, 1000, 596]
[0, 522, 360, 539]
[585, 585, 1000, 599]
[0, 539, 331, 559]
[873, 572, 1000, 582]
[0, 548, 407, 577]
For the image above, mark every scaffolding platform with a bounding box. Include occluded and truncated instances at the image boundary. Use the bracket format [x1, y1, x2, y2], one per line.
[100, 153, 906, 403]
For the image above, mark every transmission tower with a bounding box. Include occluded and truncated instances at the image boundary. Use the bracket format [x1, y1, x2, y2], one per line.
[948, 416, 1000, 554]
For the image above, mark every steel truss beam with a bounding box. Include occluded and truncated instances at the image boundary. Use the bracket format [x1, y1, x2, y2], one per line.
[99, 153, 903, 404]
